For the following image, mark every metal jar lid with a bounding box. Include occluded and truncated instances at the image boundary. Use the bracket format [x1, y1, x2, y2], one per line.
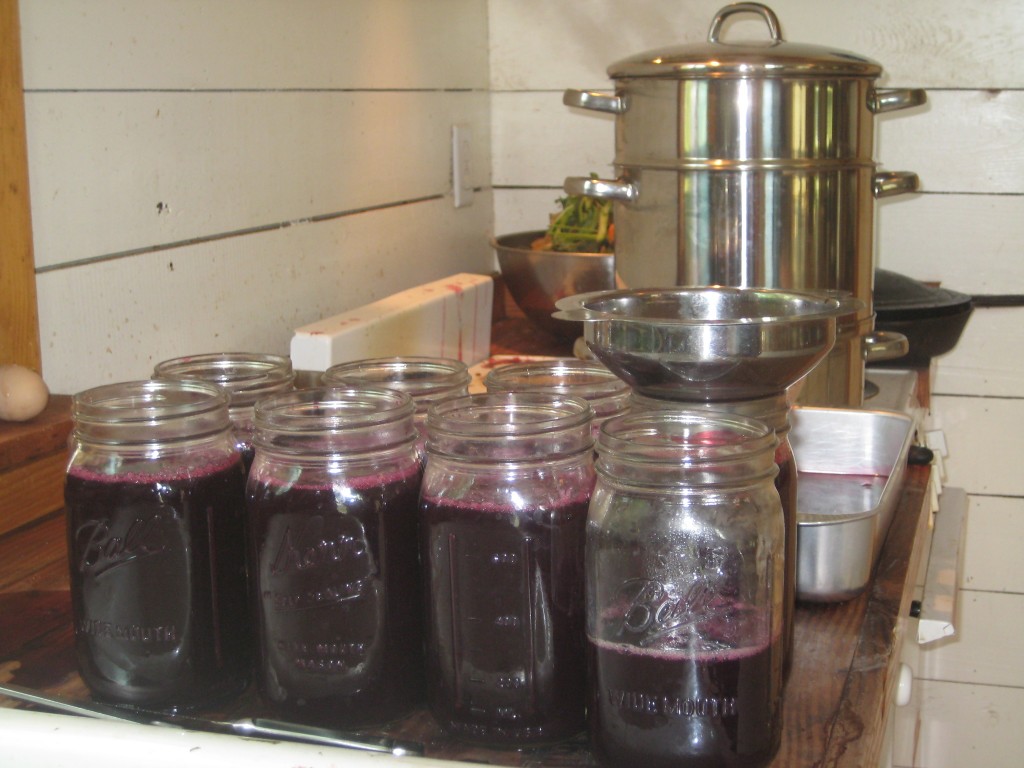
[607, 2, 883, 80]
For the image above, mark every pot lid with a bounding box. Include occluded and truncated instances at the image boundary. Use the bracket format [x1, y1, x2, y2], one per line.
[608, 2, 882, 79]
[874, 268, 973, 319]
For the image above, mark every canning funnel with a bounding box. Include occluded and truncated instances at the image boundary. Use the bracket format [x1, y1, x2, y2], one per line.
[554, 287, 855, 401]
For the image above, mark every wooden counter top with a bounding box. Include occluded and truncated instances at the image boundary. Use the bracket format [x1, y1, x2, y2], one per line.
[0, 303, 933, 767]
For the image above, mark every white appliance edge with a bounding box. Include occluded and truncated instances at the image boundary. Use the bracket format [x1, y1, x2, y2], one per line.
[0, 708, 491, 768]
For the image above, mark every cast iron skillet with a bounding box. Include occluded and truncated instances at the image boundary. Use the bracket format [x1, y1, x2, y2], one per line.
[871, 269, 973, 366]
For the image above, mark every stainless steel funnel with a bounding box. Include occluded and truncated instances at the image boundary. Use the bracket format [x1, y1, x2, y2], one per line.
[554, 287, 854, 402]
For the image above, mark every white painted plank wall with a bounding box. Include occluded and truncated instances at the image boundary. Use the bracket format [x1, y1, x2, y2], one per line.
[20, 0, 495, 394]
[487, 1, 1024, 766]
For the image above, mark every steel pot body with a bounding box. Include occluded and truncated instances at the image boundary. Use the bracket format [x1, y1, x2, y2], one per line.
[592, 164, 914, 300]
[563, 3, 925, 405]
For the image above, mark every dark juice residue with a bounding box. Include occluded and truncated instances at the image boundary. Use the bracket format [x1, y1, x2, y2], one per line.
[247, 466, 423, 727]
[65, 455, 250, 709]
[589, 639, 781, 768]
[420, 493, 589, 744]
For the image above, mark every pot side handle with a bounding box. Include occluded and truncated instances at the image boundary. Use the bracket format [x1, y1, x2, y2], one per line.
[564, 175, 639, 203]
[869, 88, 928, 114]
[873, 171, 920, 199]
[863, 330, 910, 363]
[563, 89, 626, 115]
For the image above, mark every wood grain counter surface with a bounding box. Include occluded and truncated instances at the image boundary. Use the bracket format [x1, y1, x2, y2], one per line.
[0, 307, 933, 767]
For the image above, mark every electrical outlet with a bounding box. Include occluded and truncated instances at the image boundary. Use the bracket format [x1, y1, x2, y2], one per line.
[452, 123, 473, 208]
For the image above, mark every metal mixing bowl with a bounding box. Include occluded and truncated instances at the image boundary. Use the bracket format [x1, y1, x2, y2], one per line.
[491, 231, 616, 339]
[555, 287, 852, 401]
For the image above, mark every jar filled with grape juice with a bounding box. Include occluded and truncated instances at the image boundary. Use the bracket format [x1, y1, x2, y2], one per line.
[420, 392, 595, 745]
[154, 352, 295, 470]
[65, 379, 250, 710]
[588, 410, 784, 768]
[247, 386, 423, 727]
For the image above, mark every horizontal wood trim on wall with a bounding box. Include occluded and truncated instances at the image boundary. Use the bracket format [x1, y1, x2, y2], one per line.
[912, 591, 1024, 688]
[20, 0, 490, 91]
[959, 496, 1024, 594]
[26, 90, 491, 270]
[892, 677, 1024, 767]
[489, 0, 1024, 91]
[929, 394, 1024, 495]
[36, 194, 496, 395]
[933, 310, 1024, 398]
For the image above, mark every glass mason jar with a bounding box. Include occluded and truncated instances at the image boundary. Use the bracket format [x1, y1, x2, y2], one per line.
[154, 352, 295, 470]
[65, 379, 250, 710]
[484, 358, 630, 437]
[323, 356, 471, 452]
[587, 410, 785, 768]
[629, 391, 797, 677]
[420, 392, 595, 745]
[246, 386, 423, 727]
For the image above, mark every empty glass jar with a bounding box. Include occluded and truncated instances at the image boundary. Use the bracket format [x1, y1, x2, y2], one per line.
[154, 352, 295, 469]
[587, 410, 785, 768]
[323, 356, 471, 451]
[65, 379, 250, 710]
[484, 358, 630, 437]
[420, 392, 595, 745]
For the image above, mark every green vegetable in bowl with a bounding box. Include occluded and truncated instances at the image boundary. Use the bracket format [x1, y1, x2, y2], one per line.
[531, 176, 614, 253]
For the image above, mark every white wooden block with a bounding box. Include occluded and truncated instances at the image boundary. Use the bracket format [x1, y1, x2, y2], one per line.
[290, 273, 493, 372]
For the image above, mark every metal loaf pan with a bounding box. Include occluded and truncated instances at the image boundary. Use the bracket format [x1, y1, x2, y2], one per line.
[790, 406, 915, 602]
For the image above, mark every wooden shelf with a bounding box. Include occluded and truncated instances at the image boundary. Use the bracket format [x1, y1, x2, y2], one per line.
[0, 395, 72, 537]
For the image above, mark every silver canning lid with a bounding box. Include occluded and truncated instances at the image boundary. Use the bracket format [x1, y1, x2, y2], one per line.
[607, 3, 882, 80]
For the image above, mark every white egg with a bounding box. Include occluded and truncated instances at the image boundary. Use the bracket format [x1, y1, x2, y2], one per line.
[0, 364, 50, 422]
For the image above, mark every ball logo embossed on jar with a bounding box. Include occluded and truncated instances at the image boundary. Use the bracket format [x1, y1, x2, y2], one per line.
[74, 506, 176, 575]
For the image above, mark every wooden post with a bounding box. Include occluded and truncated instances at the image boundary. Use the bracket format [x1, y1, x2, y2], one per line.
[0, 0, 41, 371]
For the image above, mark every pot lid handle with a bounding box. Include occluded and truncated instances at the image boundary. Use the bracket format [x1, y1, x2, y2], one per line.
[708, 2, 783, 44]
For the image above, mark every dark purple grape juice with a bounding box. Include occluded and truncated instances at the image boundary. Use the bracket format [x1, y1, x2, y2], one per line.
[66, 455, 250, 709]
[247, 466, 423, 727]
[421, 493, 589, 745]
[589, 639, 782, 768]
